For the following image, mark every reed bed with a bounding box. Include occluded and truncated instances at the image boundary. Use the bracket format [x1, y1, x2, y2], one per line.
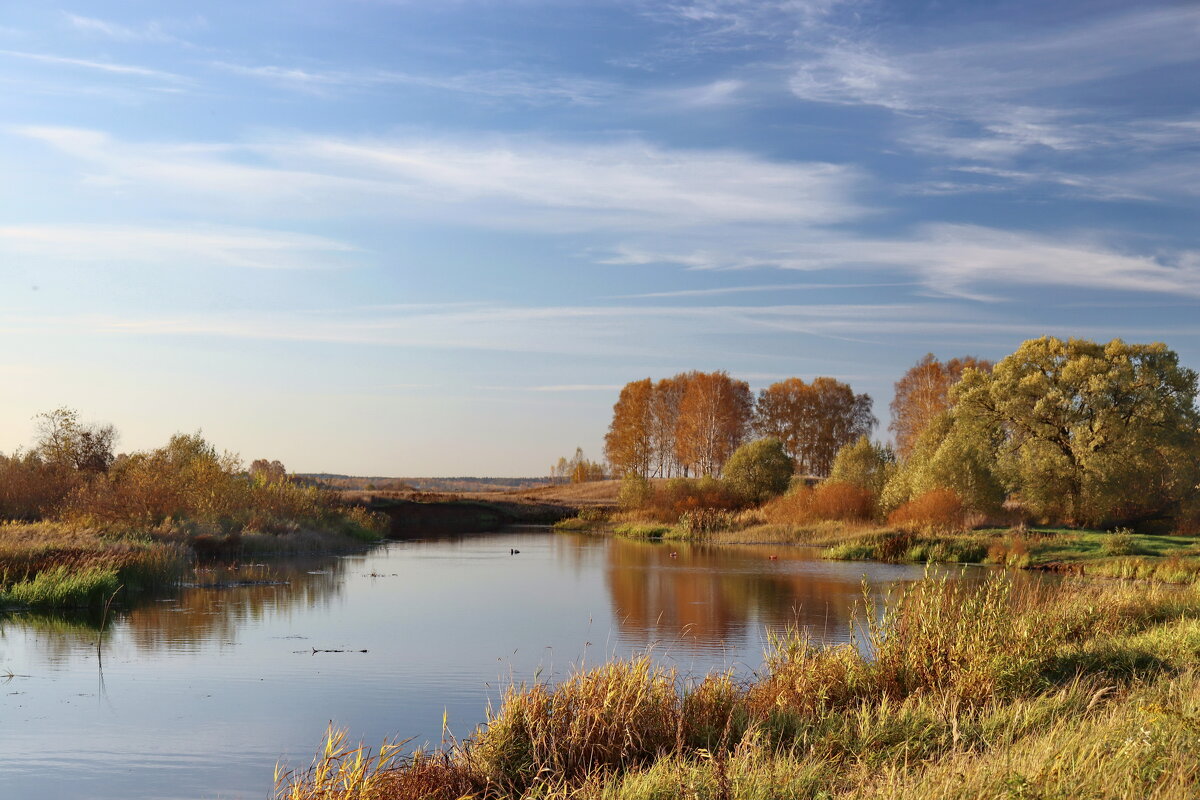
[277, 573, 1200, 799]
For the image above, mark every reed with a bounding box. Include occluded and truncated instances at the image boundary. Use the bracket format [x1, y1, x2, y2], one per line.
[277, 573, 1200, 799]
[0, 564, 120, 609]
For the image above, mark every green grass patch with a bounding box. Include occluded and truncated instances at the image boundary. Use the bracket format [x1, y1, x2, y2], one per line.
[823, 530, 989, 564]
[552, 515, 606, 533]
[0, 565, 120, 609]
[991, 528, 1200, 563]
[612, 523, 674, 540]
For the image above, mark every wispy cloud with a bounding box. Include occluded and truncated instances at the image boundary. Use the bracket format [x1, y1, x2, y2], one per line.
[785, 4, 1200, 181]
[62, 13, 184, 44]
[791, 6, 1200, 113]
[604, 225, 1200, 300]
[30, 299, 1196, 359]
[15, 124, 1196, 301]
[13, 126, 866, 229]
[0, 49, 186, 82]
[211, 61, 616, 105]
[526, 384, 625, 392]
[611, 281, 918, 299]
[0, 224, 361, 270]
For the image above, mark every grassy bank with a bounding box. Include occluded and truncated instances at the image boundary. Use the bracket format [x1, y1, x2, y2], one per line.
[554, 509, 1200, 585]
[822, 526, 1200, 583]
[277, 572, 1200, 799]
[0, 513, 383, 611]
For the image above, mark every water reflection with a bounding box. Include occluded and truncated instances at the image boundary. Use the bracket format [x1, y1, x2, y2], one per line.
[591, 537, 963, 653]
[3, 554, 351, 665]
[0, 530, 982, 800]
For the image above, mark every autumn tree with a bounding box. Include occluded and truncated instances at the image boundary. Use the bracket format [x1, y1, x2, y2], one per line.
[953, 337, 1200, 528]
[249, 459, 288, 485]
[674, 371, 752, 476]
[649, 376, 686, 477]
[754, 377, 875, 477]
[604, 378, 655, 478]
[889, 354, 993, 459]
[552, 447, 606, 484]
[34, 407, 117, 473]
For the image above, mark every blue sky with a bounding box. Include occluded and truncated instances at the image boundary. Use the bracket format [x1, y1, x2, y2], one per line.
[1, 0, 1198, 476]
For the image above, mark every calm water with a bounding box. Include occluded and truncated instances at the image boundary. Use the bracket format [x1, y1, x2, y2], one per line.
[0, 529, 973, 800]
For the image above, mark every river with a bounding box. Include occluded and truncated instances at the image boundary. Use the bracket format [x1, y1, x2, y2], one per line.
[0, 528, 976, 800]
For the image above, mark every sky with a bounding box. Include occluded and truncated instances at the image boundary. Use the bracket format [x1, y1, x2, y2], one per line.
[1, 0, 1198, 476]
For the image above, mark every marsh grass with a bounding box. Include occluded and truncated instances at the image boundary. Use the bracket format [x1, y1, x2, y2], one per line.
[1083, 554, 1200, 585]
[0, 511, 380, 610]
[278, 573, 1200, 799]
[0, 564, 120, 609]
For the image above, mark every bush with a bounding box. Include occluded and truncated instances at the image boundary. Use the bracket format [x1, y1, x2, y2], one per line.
[675, 508, 736, 537]
[809, 481, 876, 521]
[0, 453, 77, 521]
[1102, 527, 1139, 557]
[616, 474, 653, 511]
[638, 477, 740, 523]
[62, 433, 354, 536]
[888, 488, 966, 534]
[722, 438, 793, 504]
[828, 435, 895, 496]
[761, 481, 876, 525]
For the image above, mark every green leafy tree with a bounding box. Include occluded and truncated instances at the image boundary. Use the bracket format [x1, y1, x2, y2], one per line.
[880, 411, 1006, 517]
[828, 435, 896, 497]
[722, 437, 794, 504]
[953, 337, 1200, 527]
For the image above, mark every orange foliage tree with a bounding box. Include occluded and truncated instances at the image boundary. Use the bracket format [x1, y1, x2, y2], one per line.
[889, 354, 992, 459]
[603, 378, 655, 478]
[673, 371, 753, 477]
[754, 377, 874, 477]
[649, 376, 686, 478]
[605, 371, 751, 478]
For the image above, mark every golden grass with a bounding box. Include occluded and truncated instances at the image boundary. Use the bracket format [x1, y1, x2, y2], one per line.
[278, 574, 1200, 799]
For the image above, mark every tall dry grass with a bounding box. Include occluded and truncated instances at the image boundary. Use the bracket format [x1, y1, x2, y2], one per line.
[277, 573, 1200, 800]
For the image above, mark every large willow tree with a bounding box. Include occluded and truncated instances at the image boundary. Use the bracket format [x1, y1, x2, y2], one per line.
[954, 337, 1200, 528]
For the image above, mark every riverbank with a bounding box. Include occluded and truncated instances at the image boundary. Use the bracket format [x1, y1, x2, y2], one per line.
[0, 512, 383, 611]
[277, 571, 1200, 799]
[553, 514, 1200, 584]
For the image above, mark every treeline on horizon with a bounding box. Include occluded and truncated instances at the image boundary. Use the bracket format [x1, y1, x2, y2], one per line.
[599, 337, 1200, 534]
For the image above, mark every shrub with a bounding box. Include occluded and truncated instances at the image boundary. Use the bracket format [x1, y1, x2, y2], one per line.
[888, 488, 966, 534]
[828, 435, 895, 496]
[760, 481, 876, 525]
[722, 438, 793, 504]
[639, 477, 740, 522]
[0, 452, 77, 520]
[616, 474, 653, 511]
[577, 507, 609, 524]
[809, 481, 876, 521]
[1102, 527, 1139, 557]
[676, 508, 736, 537]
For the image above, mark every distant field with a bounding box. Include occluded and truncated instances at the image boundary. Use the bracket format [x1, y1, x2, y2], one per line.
[300, 474, 551, 493]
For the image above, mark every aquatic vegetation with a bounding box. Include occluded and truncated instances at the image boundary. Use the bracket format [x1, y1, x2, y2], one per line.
[277, 573, 1200, 799]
